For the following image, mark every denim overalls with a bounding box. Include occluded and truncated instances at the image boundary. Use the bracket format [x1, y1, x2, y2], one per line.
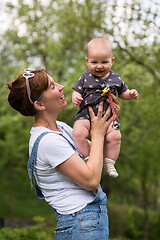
[27, 127, 109, 240]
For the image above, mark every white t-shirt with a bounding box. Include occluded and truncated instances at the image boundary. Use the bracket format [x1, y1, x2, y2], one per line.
[29, 121, 95, 215]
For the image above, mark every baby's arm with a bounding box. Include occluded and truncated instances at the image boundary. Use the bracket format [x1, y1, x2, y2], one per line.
[72, 90, 84, 107]
[119, 89, 139, 100]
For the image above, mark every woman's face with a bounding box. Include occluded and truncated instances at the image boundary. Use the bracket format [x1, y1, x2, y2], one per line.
[41, 76, 67, 113]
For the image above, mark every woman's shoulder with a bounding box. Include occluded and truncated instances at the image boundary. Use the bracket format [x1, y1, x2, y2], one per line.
[29, 127, 53, 153]
[30, 126, 53, 140]
[57, 121, 73, 132]
[29, 122, 73, 151]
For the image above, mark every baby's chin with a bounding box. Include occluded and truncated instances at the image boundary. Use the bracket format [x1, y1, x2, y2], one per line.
[95, 71, 108, 78]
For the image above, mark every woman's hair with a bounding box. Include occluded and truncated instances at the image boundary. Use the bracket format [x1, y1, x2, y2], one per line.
[6, 69, 49, 116]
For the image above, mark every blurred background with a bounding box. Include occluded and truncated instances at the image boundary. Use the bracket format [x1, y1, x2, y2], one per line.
[0, 0, 159, 239]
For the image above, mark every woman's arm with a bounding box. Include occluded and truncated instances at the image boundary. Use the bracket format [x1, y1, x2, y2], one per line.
[57, 102, 113, 190]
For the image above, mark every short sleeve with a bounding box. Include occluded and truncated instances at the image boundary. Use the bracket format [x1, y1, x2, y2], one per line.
[118, 80, 128, 95]
[72, 73, 86, 94]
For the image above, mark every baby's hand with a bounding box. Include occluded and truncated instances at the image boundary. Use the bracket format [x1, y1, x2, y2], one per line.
[72, 91, 83, 107]
[129, 89, 139, 100]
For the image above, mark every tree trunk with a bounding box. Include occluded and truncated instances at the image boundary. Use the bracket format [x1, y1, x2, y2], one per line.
[141, 179, 149, 240]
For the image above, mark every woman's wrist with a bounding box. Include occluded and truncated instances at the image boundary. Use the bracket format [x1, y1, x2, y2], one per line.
[91, 134, 105, 142]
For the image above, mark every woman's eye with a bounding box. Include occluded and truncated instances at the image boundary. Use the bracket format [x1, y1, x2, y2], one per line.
[50, 82, 55, 89]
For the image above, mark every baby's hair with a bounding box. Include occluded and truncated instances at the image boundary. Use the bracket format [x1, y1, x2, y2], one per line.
[86, 36, 113, 57]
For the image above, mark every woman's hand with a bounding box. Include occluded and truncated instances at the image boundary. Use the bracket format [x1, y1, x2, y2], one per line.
[88, 102, 113, 140]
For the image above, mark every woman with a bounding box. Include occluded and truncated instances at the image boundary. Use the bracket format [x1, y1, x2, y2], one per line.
[7, 68, 120, 240]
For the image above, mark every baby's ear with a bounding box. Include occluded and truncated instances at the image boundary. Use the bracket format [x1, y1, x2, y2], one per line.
[112, 57, 115, 63]
[85, 57, 89, 63]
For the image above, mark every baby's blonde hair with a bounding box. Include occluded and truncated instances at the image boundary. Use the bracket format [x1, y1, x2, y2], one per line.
[86, 37, 113, 57]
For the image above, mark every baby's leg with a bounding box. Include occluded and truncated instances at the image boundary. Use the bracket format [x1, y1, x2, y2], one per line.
[105, 123, 121, 160]
[72, 119, 90, 158]
[104, 123, 121, 178]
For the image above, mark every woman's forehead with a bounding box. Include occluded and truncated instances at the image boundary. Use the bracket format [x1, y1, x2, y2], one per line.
[47, 75, 55, 87]
[48, 74, 54, 82]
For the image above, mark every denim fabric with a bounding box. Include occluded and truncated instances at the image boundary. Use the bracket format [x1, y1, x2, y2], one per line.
[27, 131, 49, 199]
[54, 186, 109, 240]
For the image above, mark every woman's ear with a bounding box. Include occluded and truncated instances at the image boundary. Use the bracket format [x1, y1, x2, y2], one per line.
[34, 101, 45, 111]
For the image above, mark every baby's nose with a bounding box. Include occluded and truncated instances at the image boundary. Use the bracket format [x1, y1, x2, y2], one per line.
[97, 63, 103, 68]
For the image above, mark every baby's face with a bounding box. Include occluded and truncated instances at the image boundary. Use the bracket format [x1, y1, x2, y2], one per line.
[86, 44, 114, 79]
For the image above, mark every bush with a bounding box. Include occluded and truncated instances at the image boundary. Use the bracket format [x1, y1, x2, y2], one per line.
[0, 222, 54, 240]
[148, 208, 160, 240]
[108, 203, 160, 240]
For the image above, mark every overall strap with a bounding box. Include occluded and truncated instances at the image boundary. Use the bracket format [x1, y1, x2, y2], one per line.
[58, 125, 73, 140]
[57, 124, 78, 152]
[27, 131, 50, 199]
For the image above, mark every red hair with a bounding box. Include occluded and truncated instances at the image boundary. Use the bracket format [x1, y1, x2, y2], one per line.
[6, 69, 49, 116]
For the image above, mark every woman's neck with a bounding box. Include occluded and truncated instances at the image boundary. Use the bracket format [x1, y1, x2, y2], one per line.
[33, 114, 60, 132]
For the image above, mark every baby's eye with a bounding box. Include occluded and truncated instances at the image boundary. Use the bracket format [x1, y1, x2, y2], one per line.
[91, 62, 97, 64]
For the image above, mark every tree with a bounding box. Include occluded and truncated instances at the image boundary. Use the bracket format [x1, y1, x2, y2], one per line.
[0, 1, 160, 238]
[103, 2, 160, 239]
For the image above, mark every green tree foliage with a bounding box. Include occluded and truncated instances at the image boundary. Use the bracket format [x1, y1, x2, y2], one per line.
[0, 0, 160, 239]
[109, 52, 160, 239]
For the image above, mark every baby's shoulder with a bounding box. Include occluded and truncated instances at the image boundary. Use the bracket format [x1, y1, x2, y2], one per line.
[110, 70, 120, 78]
[81, 70, 91, 77]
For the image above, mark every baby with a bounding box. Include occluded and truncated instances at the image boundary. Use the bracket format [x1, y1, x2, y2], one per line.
[72, 37, 139, 177]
